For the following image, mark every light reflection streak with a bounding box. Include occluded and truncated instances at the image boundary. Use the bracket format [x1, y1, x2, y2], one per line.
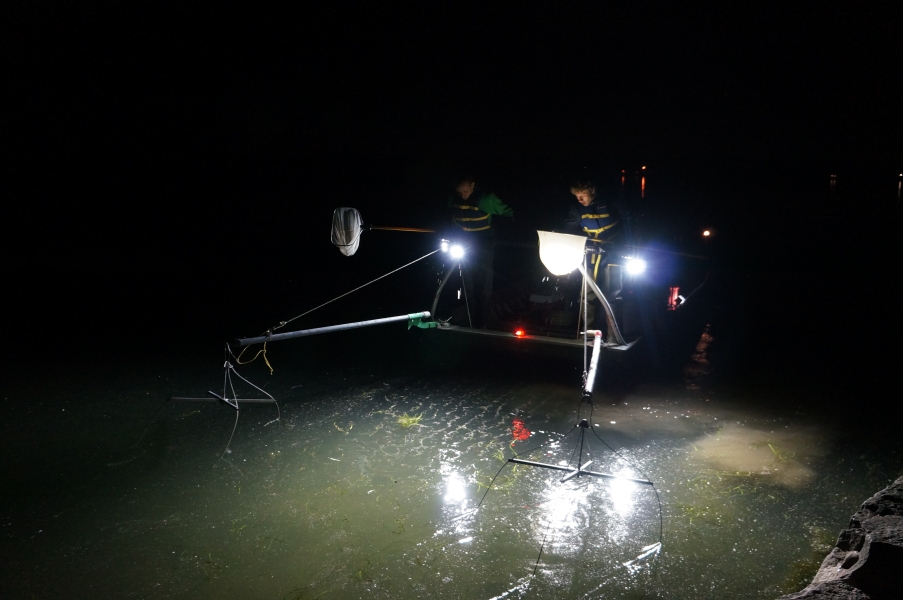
[444, 472, 466, 504]
[487, 575, 533, 600]
[607, 471, 638, 516]
[526, 465, 650, 555]
[438, 462, 477, 537]
[434, 427, 659, 595]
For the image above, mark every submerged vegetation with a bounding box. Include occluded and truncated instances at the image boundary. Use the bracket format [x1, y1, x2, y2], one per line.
[751, 439, 796, 463]
[396, 412, 423, 428]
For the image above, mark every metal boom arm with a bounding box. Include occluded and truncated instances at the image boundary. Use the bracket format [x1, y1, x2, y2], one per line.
[235, 311, 432, 347]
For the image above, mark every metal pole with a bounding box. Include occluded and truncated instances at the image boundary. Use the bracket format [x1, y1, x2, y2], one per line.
[584, 331, 603, 397]
[170, 396, 275, 403]
[430, 263, 458, 320]
[577, 264, 628, 347]
[507, 458, 652, 485]
[235, 311, 431, 347]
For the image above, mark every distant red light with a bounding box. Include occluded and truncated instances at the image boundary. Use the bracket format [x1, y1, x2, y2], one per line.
[514, 328, 525, 337]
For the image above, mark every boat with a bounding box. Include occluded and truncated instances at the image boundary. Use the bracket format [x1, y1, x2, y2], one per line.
[329, 207, 712, 369]
[170, 206, 710, 454]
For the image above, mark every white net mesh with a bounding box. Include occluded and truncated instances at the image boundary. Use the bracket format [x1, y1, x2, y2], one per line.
[538, 230, 586, 275]
[331, 207, 364, 256]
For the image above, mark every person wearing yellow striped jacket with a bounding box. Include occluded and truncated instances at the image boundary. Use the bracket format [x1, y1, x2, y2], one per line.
[447, 177, 514, 328]
[449, 177, 514, 235]
[565, 181, 620, 274]
[564, 181, 621, 330]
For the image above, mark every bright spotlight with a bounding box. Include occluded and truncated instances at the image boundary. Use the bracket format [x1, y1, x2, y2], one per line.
[702, 230, 711, 237]
[449, 244, 465, 259]
[440, 240, 449, 252]
[625, 257, 647, 275]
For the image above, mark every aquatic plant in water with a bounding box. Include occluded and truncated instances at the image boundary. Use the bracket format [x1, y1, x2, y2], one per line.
[396, 412, 422, 428]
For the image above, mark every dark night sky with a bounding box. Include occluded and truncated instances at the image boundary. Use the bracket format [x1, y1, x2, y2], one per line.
[3, 2, 901, 356]
[7, 3, 900, 176]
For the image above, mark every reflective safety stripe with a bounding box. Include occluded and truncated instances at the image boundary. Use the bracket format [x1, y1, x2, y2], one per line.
[583, 220, 619, 238]
[581, 213, 610, 219]
[452, 203, 491, 232]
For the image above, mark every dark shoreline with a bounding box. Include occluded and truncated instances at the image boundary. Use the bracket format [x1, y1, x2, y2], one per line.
[778, 476, 903, 599]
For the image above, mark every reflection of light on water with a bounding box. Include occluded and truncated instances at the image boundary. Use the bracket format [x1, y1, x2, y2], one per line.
[608, 472, 638, 516]
[532, 465, 648, 547]
[443, 471, 467, 504]
[536, 479, 594, 544]
[439, 463, 475, 536]
[546, 484, 580, 526]
[623, 542, 662, 575]
[527, 468, 651, 565]
[487, 575, 533, 600]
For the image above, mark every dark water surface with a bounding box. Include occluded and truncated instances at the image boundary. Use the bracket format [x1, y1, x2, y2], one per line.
[2, 317, 900, 599]
[3, 168, 900, 599]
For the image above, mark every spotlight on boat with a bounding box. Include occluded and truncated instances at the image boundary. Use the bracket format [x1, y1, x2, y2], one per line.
[625, 257, 647, 275]
[449, 244, 465, 259]
[538, 231, 587, 275]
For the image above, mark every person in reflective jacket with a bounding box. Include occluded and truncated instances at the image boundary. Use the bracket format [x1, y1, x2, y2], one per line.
[450, 177, 513, 234]
[448, 177, 514, 328]
[563, 181, 620, 331]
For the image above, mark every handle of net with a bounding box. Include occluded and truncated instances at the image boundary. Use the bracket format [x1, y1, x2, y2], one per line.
[368, 226, 435, 232]
[234, 311, 435, 347]
[583, 330, 603, 402]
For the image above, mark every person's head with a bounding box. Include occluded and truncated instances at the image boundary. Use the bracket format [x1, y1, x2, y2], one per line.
[455, 177, 476, 200]
[570, 182, 596, 207]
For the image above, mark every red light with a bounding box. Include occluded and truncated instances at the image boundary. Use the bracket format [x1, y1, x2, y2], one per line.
[514, 328, 525, 337]
[668, 286, 680, 311]
[512, 418, 531, 442]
